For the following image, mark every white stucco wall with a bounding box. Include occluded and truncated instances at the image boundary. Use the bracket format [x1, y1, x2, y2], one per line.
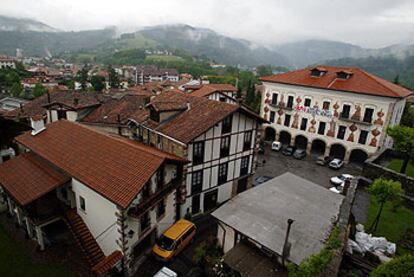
[71, 178, 120, 256]
[261, 82, 404, 157]
[217, 222, 236, 253]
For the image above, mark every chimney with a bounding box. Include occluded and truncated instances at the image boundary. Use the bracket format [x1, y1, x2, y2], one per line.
[73, 97, 79, 106]
[342, 180, 351, 196]
[186, 101, 191, 110]
[282, 218, 294, 267]
[19, 103, 24, 112]
[30, 116, 46, 136]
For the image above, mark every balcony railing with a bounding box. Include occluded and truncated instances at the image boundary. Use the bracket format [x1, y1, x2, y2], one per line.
[339, 114, 373, 126]
[128, 179, 181, 219]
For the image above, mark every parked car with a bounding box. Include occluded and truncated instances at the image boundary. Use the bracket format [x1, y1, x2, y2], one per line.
[154, 267, 178, 277]
[329, 158, 344, 169]
[253, 175, 273, 186]
[282, 146, 296, 156]
[330, 174, 354, 186]
[271, 141, 282, 151]
[293, 149, 306, 159]
[329, 186, 342, 194]
[316, 156, 331, 166]
[152, 219, 196, 261]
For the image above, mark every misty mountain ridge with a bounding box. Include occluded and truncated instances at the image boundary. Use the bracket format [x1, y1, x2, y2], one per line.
[0, 15, 414, 70]
[0, 15, 59, 32]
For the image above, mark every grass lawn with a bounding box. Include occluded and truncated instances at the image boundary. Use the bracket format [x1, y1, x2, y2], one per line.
[145, 54, 183, 62]
[0, 223, 73, 277]
[387, 159, 414, 177]
[366, 199, 414, 255]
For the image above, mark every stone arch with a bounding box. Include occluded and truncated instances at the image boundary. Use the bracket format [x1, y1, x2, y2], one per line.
[294, 135, 308, 150]
[329, 143, 347, 159]
[264, 127, 276, 141]
[349, 148, 369, 165]
[311, 138, 326, 156]
[279, 130, 292, 146]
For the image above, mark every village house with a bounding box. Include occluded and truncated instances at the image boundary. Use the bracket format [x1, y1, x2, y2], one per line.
[189, 83, 238, 104]
[0, 120, 187, 275]
[136, 66, 179, 84]
[260, 66, 413, 163]
[127, 91, 266, 216]
[212, 172, 349, 276]
[0, 56, 16, 69]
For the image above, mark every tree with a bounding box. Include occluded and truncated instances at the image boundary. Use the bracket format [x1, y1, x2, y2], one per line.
[10, 82, 23, 98]
[90, 75, 106, 91]
[371, 255, 414, 277]
[245, 80, 256, 106]
[387, 125, 414, 174]
[256, 65, 273, 77]
[32, 83, 48, 98]
[77, 64, 89, 90]
[368, 178, 403, 232]
[107, 65, 119, 89]
[400, 103, 414, 128]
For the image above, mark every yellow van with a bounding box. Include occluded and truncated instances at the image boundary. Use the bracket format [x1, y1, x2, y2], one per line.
[152, 219, 196, 261]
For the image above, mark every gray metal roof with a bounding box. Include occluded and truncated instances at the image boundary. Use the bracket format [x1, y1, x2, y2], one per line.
[212, 172, 344, 265]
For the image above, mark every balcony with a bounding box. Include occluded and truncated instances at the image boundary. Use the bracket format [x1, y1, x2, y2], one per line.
[128, 180, 181, 219]
[339, 113, 373, 126]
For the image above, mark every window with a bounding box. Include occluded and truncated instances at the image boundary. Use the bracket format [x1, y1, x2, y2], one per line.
[341, 104, 351, 119]
[358, 130, 368, 145]
[243, 131, 252, 151]
[192, 141, 204, 165]
[337, 125, 346, 140]
[156, 166, 164, 190]
[269, 111, 275, 123]
[57, 110, 67, 120]
[240, 156, 249, 176]
[191, 170, 203, 194]
[157, 199, 166, 219]
[304, 98, 311, 107]
[142, 183, 151, 198]
[79, 196, 86, 212]
[192, 195, 200, 214]
[220, 136, 230, 157]
[219, 96, 226, 102]
[140, 212, 150, 232]
[300, 118, 308, 131]
[271, 93, 278, 105]
[222, 115, 233, 134]
[218, 163, 228, 185]
[287, 96, 294, 109]
[284, 114, 291, 127]
[237, 178, 248, 194]
[323, 101, 330, 110]
[363, 108, 374, 123]
[318, 122, 326, 135]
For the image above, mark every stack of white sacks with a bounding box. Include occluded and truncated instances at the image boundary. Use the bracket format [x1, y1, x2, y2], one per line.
[347, 224, 396, 263]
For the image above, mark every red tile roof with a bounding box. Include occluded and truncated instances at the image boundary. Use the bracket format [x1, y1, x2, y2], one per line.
[0, 152, 70, 206]
[4, 90, 104, 119]
[81, 94, 149, 125]
[91, 251, 123, 275]
[129, 91, 265, 144]
[190, 84, 237, 98]
[15, 120, 186, 208]
[260, 66, 412, 98]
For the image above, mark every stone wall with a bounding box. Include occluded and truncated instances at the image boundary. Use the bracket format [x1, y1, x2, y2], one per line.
[363, 149, 414, 199]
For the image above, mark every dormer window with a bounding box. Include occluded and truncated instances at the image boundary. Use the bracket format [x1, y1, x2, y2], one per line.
[336, 71, 352, 80]
[310, 67, 327, 77]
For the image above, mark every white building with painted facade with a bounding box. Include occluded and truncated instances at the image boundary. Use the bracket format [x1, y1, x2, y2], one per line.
[260, 66, 412, 163]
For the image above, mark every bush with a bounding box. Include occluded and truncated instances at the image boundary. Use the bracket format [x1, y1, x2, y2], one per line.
[370, 255, 414, 277]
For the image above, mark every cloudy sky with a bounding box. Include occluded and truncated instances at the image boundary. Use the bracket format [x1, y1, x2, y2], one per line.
[2, 0, 414, 48]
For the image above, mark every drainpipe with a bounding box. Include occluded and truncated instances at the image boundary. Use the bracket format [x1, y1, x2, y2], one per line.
[282, 218, 294, 267]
